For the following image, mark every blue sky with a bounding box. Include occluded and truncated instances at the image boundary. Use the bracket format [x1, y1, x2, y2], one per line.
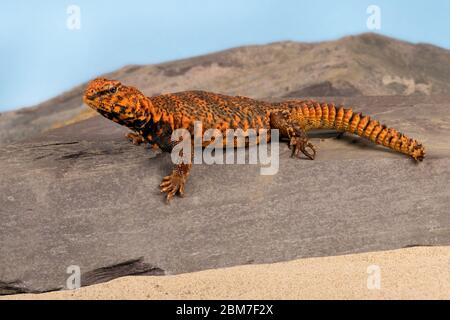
[1, 0, 450, 111]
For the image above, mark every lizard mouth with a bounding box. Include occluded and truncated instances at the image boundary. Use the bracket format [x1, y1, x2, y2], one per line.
[83, 93, 98, 104]
[83, 96, 107, 113]
[85, 92, 103, 101]
[85, 88, 115, 101]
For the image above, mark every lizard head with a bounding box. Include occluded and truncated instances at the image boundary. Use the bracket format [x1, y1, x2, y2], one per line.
[83, 78, 150, 128]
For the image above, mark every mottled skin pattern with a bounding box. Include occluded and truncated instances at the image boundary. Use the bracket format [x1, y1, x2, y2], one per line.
[84, 78, 425, 202]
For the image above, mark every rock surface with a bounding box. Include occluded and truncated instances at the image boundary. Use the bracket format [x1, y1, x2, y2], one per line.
[1, 95, 449, 294]
[2, 33, 450, 144]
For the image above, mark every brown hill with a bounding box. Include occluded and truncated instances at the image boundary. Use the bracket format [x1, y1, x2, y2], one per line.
[1, 32, 450, 144]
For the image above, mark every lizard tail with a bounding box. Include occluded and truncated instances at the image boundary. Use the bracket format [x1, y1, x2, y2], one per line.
[293, 101, 425, 161]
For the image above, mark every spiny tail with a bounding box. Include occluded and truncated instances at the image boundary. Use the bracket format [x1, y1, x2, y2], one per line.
[292, 101, 425, 161]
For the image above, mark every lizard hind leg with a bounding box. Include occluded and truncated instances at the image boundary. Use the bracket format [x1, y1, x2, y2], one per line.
[270, 111, 317, 160]
[290, 134, 316, 160]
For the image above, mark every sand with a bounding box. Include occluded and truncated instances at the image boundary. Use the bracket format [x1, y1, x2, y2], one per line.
[2, 246, 450, 300]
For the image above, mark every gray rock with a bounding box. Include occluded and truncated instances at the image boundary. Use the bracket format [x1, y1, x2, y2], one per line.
[1, 96, 449, 294]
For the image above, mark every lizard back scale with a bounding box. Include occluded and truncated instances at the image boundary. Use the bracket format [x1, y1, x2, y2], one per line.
[83, 78, 425, 202]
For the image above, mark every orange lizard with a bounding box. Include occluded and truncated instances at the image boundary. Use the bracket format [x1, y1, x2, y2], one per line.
[84, 78, 425, 202]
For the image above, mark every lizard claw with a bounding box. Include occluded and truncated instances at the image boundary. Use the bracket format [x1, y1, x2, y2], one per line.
[290, 136, 316, 160]
[126, 132, 145, 145]
[159, 173, 186, 203]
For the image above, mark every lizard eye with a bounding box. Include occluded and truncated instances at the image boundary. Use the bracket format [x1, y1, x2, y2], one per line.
[110, 87, 117, 93]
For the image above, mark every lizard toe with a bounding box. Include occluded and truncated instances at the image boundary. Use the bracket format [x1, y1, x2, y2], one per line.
[166, 189, 177, 203]
[178, 183, 186, 197]
[289, 136, 316, 160]
[160, 174, 187, 202]
[126, 132, 145, 145]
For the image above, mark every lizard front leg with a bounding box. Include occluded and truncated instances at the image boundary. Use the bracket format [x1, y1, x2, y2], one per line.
[126, 132, 146, 145]
[159, 138, 194, 203]
[127, 132, 162, 151]
[159, 162, 192, 202]
[270, 111, 316, 160]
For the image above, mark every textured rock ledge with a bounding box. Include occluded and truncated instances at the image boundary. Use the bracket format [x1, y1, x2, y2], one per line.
[1, 96, 449, 294]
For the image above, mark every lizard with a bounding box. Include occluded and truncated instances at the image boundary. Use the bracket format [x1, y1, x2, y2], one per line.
[83, 78, 425, 202]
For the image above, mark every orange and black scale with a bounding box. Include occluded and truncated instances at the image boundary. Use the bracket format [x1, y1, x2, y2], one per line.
[83, 78, 425, 161]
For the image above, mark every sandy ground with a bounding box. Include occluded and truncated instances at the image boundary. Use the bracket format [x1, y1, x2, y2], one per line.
[3, 246, 450, 300]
